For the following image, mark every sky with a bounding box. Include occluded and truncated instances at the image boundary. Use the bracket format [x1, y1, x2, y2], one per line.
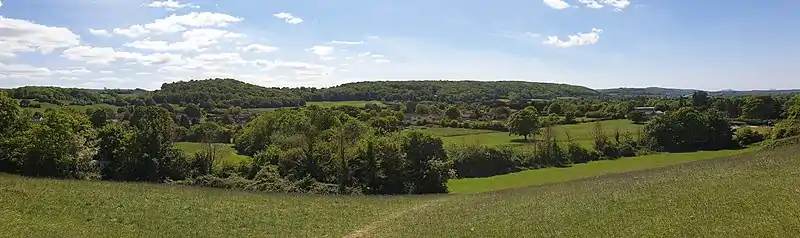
[0, 0, 798, 90]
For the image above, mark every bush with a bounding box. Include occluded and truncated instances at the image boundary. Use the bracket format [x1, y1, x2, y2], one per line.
[735, 127, 766, 147]
[448, 145, 524, 178]
[772, 120, 800, 140]
[567, 143, 596, 164]
[585, 111, 605, 119]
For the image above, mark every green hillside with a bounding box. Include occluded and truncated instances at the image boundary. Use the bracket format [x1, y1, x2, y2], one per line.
[3, 141, 798, 237]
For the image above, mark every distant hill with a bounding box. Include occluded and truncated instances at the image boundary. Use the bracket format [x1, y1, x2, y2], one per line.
[599, 87, 800, 98]
[304, 80, 600, 103]
[598, 87, 698, 97]
[153, 78, 305, 108]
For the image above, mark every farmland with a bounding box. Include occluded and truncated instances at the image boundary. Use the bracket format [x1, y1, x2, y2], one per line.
[174, 142, 252, 170]
[2, 142, 797, 237]
[422, 119, 644, 148]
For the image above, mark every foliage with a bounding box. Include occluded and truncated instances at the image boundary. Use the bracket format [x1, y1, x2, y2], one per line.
[154, 78, 305, 108]
[626, 110, 646, 124]
[643, 107, 734, 152]
[734, 127, 766, 147]
[507, 106, 540, 141]
[771, 120, 800, 140]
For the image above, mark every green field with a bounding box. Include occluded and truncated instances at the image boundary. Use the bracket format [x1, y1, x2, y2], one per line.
[2, 143, 797, 237]
[306, 100, 385, 107]
[424, 119, 644, 148]
[447, 147, 758, 194]
[174, 142, 252, 169]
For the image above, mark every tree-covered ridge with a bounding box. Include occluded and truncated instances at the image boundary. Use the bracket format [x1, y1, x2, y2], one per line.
[312, 80, 600, 102]
[154, 78, 305, 108]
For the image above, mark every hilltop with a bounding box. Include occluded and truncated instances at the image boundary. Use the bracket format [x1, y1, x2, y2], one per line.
[4, 79, 600, 108]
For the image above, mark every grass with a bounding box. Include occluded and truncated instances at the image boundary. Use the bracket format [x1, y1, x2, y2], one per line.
[174, 142, 252, 169]
[447, 147, 758, 194]
[1, 143, 798, 237]
[424, 119, 644, 148]
[0, 174, 436, 237]
[375, 144, 800, 237]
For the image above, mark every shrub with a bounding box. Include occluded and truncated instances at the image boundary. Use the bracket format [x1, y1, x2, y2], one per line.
[448, 145, 524, 178]
[771, 120, 800, 140]
[735, 127, 766, 147]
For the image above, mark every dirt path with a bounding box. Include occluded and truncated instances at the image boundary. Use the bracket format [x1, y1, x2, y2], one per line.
[343, 197, 453, 238]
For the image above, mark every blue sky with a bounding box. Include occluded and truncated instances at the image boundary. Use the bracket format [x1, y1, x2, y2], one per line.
[0, 0, 798, 90]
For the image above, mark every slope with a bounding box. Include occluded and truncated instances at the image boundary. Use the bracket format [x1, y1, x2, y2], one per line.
[372, 142, 800, 237]
[2, 141, 798, 237]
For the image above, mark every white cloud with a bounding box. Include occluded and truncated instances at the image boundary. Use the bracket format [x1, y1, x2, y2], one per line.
[543, 28, 603, 47]
[113, 12, 243, 38]
[55, 67, 91, 75]
[543, 0, 570, 9]
[241, 44, 278, 53]
[99, 70, 113, 74]
[578, 0, 604, 8]
[88, 28, 112, 37]
[374, 59, 391, 64]
[61, 46, 141, 64]
[577, 0, 631, 10]
[0, 0, 3, 9]
[147, 0, 199, 10]
[0, 16, 81, 57]
[328, 40, 364, 45]
[273, 12, 304, 24]
[307, 45, 335, 60]
[0, 62, 52, 79]
[124, 28, 244, 51]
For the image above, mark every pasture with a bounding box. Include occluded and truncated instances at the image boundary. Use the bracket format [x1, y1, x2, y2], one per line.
[2, 142, 797, 237]
[423, 119, 644, 148]
[174, 142, 252, 169]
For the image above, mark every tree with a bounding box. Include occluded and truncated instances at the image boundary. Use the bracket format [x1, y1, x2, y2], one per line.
[127, 106, 179, 181]
[402, 131, 453, 194]
[507, 106, 540, 141]
[415, 104, 430, 115]
[692, 91, 709, 108]
[90, 107, 117, 128]
[96, 123, 130, 180]
[627, 110, 646, 124]
[445, 106, 461, 120]
[184, 103, 204, 119]
[333, 119, 367, 193]
[787, 96, 800, 120]
[741, 96, 776, 120]
[547, 102, 563, 115]
[22, 109, 96, 178]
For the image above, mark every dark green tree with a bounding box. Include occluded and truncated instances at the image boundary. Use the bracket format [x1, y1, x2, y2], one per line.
[507, 106, 540, 141]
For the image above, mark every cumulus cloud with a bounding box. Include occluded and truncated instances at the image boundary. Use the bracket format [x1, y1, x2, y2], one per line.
[112, 12, 243, 38]
[88, 28, 111, 37]
[241, 44, 278, 53]
[273, 12, 304, 24]
[306, 45, 335, 60]
[328, 40, 364, 45]
[54, 67, 91, 75]
[543, 0, 570, 9]
[0, 62, 52, 79]
[147, 0, 199, 10]
[543, 28, 603, 47]
[123, 28, 245, 52]
[577, 0, 631, 10]
[0, 16, 81, 57]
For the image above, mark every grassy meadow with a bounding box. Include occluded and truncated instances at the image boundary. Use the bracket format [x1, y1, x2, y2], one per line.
[423, 119, 644, 148]
[174, 142, 252, 169]
[2, 143, 797, 237]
